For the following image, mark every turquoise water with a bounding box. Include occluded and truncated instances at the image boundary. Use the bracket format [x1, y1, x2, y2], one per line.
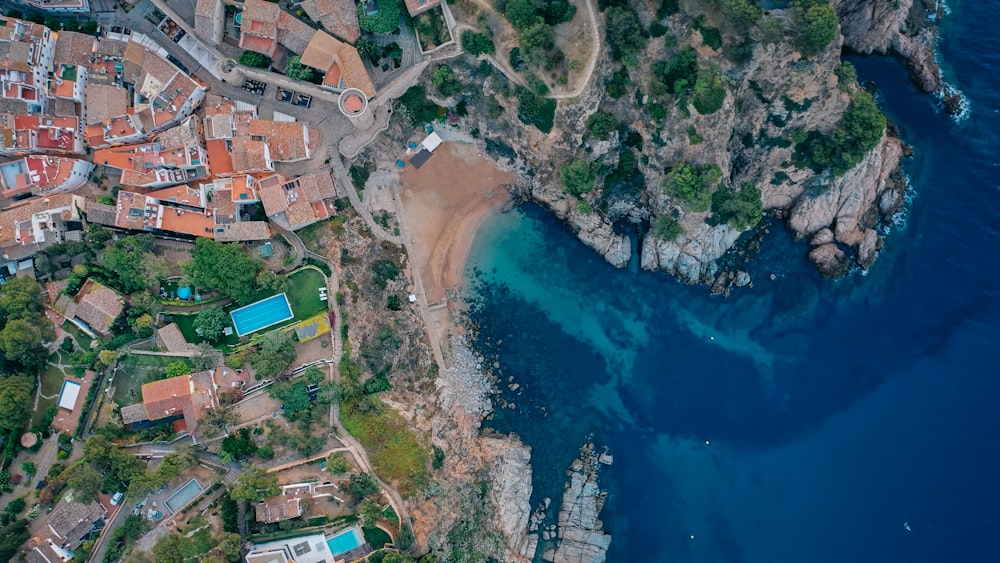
[326, 527, 363, 556]
[164, 479, 202, 514]
[465, 2, 1000, 561]
[229, 293, 293, 336]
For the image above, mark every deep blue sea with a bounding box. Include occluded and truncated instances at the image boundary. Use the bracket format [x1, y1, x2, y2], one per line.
[464, 2, 1000, 561]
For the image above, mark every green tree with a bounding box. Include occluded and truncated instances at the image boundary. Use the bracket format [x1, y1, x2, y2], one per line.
[141, 253, 168, 284]
[793, 0, 838, 57]
[327, 452, 350, 474]
[285, 55, 319, 82]
[711, 182, 764, 230]
[431, 65, 461, 97]
[269, 380, 311, 415]
[585, 110, 618, 139]
[165, 360, 191, 378]
[723, 0, 762, 32]
[796, 90, 886, 175]
[66, 463, 103, 504]
[194, 306, 229, 342]
[230, 467, 280, 502]
[0, 471, 9, 491]
[21, 462, 36, 476]
[5, 498, 25, 516]
[650, 46, 698, 98]
[0, 317, 53, 367]
[102, 234, 156, 292]
[358, 498, 383, 526]
[200, 405, 237, 438]
[461, 30, 495, 55]
[250, 332, 297, 380]
[238, 51, 271, 69]
[85, 224, 114, 248]
[605, 6, 647, 66]
[185, 238, 260, 303]
[255, 270, 289, 293]
[0, 519, 30, 562]
[0, 375, 34, 430]
[835, 61, 858, 92]
[505, 0, 541, 29]
[358, 0, 401, 34]
[152, 534, 183, 563]
[559, 159, 595, 196]
[0, 277, 44, 321]
[660, 163, 722, 212]
[349, 472, 379, 499]
[221, 428, 257, 460]
[517, 22, 554, 65]
[652, 215, 683, 241]
[192, 343, 219, 371]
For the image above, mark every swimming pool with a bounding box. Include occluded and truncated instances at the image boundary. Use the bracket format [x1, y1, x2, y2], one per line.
[230, 293, 294, 336]
[164, 479, 203, 514]
[326, 526, 364, 556]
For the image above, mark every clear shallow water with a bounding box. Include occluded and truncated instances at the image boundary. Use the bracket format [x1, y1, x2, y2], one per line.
[464, 2, 1000, 561]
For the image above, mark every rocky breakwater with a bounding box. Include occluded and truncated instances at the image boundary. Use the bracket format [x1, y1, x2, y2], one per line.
[539, 443, 612, 563]
[836, 0, 941, 93]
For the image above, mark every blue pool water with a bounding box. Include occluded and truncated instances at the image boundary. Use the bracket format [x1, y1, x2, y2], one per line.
[465, 1, 1000, 561]
[325, 527, 363, 556]
[230, 293, 293, 336]
[163, 479, 202, 514]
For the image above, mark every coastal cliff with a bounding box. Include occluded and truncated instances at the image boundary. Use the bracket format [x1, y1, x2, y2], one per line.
[482, 0, 940, 287]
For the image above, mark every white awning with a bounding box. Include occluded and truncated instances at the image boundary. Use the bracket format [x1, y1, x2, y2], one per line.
[421, 132, 443, 152]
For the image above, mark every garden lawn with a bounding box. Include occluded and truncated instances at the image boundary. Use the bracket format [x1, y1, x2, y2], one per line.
[61, 320, 93, 349]
[112, 354, 195, 405]
[363, 526, 392, 549]
[175, 267, 326, 346]
[40, 363, 67, 397]
[340, 397, 427, 494]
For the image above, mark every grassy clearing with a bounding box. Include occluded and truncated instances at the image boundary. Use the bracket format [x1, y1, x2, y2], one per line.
[362, 526, 392, 549]
[340, 397, 427, 495]
[32, 396, 57, 428]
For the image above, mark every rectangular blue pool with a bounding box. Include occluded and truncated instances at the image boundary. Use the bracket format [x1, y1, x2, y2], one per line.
[326, 526, 364, 557]
[230, 293, 293, 336]
[164, 479, 203, 514]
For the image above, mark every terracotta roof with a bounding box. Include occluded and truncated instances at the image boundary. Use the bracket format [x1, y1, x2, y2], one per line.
[298, 166, 337, 200]
[154, 116, 203, 148]
[215, 220, 271, 242]
[241, 0, 281, 45]
[85, 85, 128, 126]
[300, 30, 341, 71]
[255, 493, 305, 523]
[120, 403, 150, 424]
[83, 202, 116, 226]
[206, 138, 234, 175]
[141, 374, 193, 420]
[248, 120, 310, 161]
[277, 12, 317, 55]
[47, 500, 106, 548]
[299, 0, 361, 43]
[230, 136, 271, 173]
[156, 323, 194, 353]
[54, 31, 97, 67]
[335, 44, 375, 97]
[404, 0, 441, 16]
[0, 193, 78, 250]
[74, 279, 123, 336]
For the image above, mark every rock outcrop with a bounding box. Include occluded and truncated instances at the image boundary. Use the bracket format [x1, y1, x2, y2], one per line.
[541, 444, 611, 563]
[487, 438, 539, 561]
[836, 0, 941, 92]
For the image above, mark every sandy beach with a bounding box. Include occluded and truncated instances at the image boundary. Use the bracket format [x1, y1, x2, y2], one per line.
[398, 142, 514, 304]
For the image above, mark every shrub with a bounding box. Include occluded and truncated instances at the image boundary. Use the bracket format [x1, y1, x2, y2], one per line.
[518, 21, 554, 65]
[693, 17, 722, 50]
[559, 159, 595, 196]
[586, 111, 618, 139]
[396, 86, 443, 126]
[793, 0, 838, 57]
[432, 65, 461, 97]
[692, 67, 727, 115]
[605, 7, 646, 65]
[285, 55, 320, 82]
[606, 68, 631, 98]
[650, 47, 698, 98]
[515, 87, 556, 133]
[835, 62, 857, 92]
[372, 259, 400, 289]
[660, 163, 722, 212]
[358, 0, 401, 34]
[461, 30, 495, 55]
[238, 51, 271, 69]
[795, 90, 886, 175]
[710, 182, 763, 230]
[723, 0, 763, 32]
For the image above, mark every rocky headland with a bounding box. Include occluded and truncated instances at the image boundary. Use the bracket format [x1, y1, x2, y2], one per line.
[452, 0, 947, 290]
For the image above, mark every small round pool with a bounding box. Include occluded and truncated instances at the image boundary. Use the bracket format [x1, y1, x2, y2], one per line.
[177, 286, 192, 300]
[235, 12, 243, 25]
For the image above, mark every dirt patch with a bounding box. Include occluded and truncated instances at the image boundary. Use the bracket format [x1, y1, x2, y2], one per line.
[398, 143, 514, 304]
